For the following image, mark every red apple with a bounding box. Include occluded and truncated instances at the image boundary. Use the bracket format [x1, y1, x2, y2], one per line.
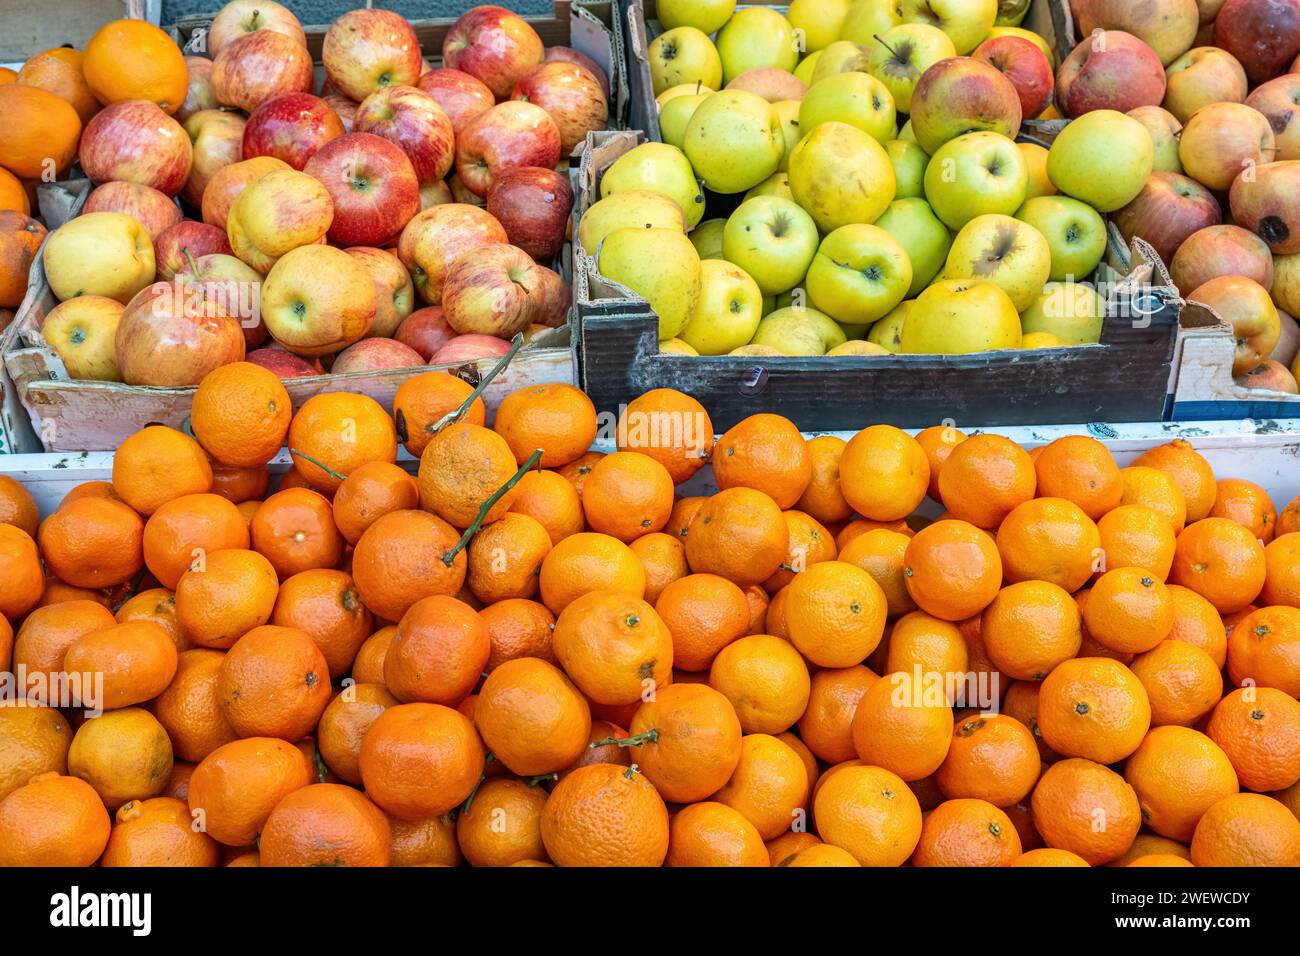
[973, 35, 1054, 119]
[1189, 274, 1281, 373]
[431, 334, 512, 365]
[321, 8, 423, 103]
[1178, 101, 1276, 191]
[725, 68, 808, 103]
[512, 62, 609, 155]
[1169, 224, 1275, 295]
[345, 246, 415, 338]
[183, 108, 247, 209]
[397, 203, 508, 304]
[323, 94, 359, 133]
[442, 5, 545, 100]
[303, 132, 421, 248]
[1074, 0, 1200, 66]
[1056, 30, 1166, 117]
[353, 85, 456, 184]
[533, 265, 570, 328]
[545, 46, 611, 99]
[1229, 159, 1300, 253]
[1112, 172, 1222, 263]
[486, 166, 573, 262]
[416, 68, 495, 135]
[207, 0, 306, 58]
[331, 337, 425, 374]
[246, 346, 320, 378]
[84, 182, 181, 239]
[455, 101, 562, 198]
[154, 221, 233, 281]
[115, 280, 247, 386]
[171, 252, 264, 338]
[79, 100, 193, 197]
[909, 57, 1023, 154]
[442, 243, 547, 337]
[200, 155, 291, 231]
[177, 56, 219, 123]
[1245, 75, 1300, 161]
[1163, 47, 1248, 124]
[212, 29, 314, 113]
[242, 92, 345, 170]
[395, 306, 456, 360]
[1213, 0, 1300, 84]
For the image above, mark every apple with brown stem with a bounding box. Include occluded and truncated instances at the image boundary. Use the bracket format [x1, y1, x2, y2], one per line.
[322, 8, 423, 103]
[154, 221, 233, 281]
[455, 101, 562, 198]
[206, 0, 306, 57]
[242, 92, 345, 170]
[354, 85, 456, 185]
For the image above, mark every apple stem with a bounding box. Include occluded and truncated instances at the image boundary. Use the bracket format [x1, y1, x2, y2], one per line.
[181, 246, 200, 276]
[440, 447, 543, 567]
[287, 447, 349, 483]
[428, 331, 526, 435]
[872, 34, 901, 59]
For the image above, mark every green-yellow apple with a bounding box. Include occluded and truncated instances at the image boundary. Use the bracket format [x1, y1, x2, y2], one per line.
[867, 23, 957, 113]
[658, 0, 736, 35]
[810, 41, 871, 82]
[799, 71, 897, 145]
[691, 218, 728, 259]
[987, 26, 1054, 65]
[1074, 0, 1198, 67]
[661, 338, 699, 355]
[722, 195, 820, 295]
[227, 168, 334, 273]
[1164, 47, 1248, 124]
[869, 300, 912, 351]
[888, 140, 930, 199]
[598, 227, 702, 340]
[1047, 109, 1154, 212]
[1019, 142, 1056, 198]
[788, 0, 852, 52]
[744, 172, 794, 202]
[649, 27, 723, 95]
[1014, 195, 1108, 282]
[40, 295, 125, 380]
[900, 277, 1022, 352]
[680, 259, 764, 354]
[1189, 275, 1281, 374]
[657, 82, 717, 106]
[900, 0, 998, 54]
[716, 8, 799, 85]
[683, 90, 783, 194]
[1020, 282, 1104, 344]
[873, 197, 952, 296]
[794, 52, 823, 86]
[659, 92, 709, 149]
[730, 343, 784, 356]
[43, 212, 157, 304]
[261, 244, 375, 356]
[840, 0, 905, 45]
[788, 121, 896, 232]
[578, 190, 686, 254]
[944, 213, 1051, 311]
[1128, 105, 1184, 173]
[726, 69, 809, 102]
[1178, 101, 1275, 192]
[773, 100, 801, 172]
[910, 56, 1022, 154]
[827, 340, 891, 355]
[898, 119, 917, 142]
[924, 130, 1028, 229]
[806, 223, 913, 324]
[751, 305, 847, 355]
[1273, 253, 1300, 316]
[600, 142, 705, 228]
[996, 0, 1031, 26]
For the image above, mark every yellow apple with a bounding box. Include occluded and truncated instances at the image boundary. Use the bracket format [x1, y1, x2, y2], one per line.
[649, 27, 723, 95]
[806, 223, 912, 325]
[730, 343, 785, 356]
[683, 89, 783, 194]
[578, 190, 686, 254]
[598, 227, 702, 340]
[788, 0, 852, 52]
[888, 140, 930, 199]
[944, 213, 1052, 312]
[900, 278, 1022, 352]
[868, 300, 912, 351]
[794, 51, 824, 86]
[690, 218, 728, 259]
[657, 82, 717, 107]
[227, 168, 334, 273]
[680, 259, 764, 354]
[773, 99, 801, 172]
[899, 0, 998, 55]
[1019, 281, 1104, 344]
[788, 121, 896, 232]
[43, 212, 157, 304]
[1019, 142, 1056, 198]
[828, 340, 891, 355]
[745, 172, 795, 202]
[657, 0, 736, 35]
[800, 71, 897, 144]
[716, 8, 799, 84]
[41, 295, 125, 380]
[1047, 110, 1153, 213]
[840, 0, 905, 45]
[811, 41, 871, 82]
[600, 142, 705, 228]
[751, 305, 847, 355]
[660, 337, 700, 355]
[1020, 331, 1067, 349]
[659, 92, 709, 149]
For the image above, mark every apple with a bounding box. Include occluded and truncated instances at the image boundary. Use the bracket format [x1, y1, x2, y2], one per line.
[397, 203, 508, 304]
[900, 278, 1022, 353]
[659, 92, 708, 150]
[201, 155, 290, 232]
[207, 0, 306, 58]
[840, 0, 906, 45]
[1112, 171, 1222, 264]
[717, 8, 800, 85]
[84, 182, 181, 239]
[442, 4, 545, 100]
[154, 220, 233, 281]
[1047, 109, 1154, 212]
[988, 25, 1055, 65]
[1018, 142, 1055, 199]
[1213, 0, 1300, 84]
[416, 69, 495, 136]
[924, 131, 1029, 230]
[544, 46, 611, 99]
[684, 90, 784, 195]
[486, 166, 572, 262]
[322, 8, 422, 103]
[873, 197, 952, 296]
[239, 92, 343, 174]
[261, 244, 375, 355]
[1128, 105, 1184, 173]
[227, 168, 334, 273]
[512, 61, 609, 156]
[868, 301, 910, 351]
[721, 196, 820, 296]
[441, 243, 547, 337]
[578, 190, 686, 255]
[726, 69, 808, 103]
[972, 34, 1053, 118]
[1020, 281, 1104, 344]
[599, 142, 705, 229]
[945, 213, 1052, 311]
[1271, 252, 1300, 314]
[43, 212, 156, 304]
[79, 100, 193, 197]
[678, 259, 764, 355]
[354, 85, 456, 185]
[1164, 47, 1248, 123]
[888, 140, 930, 199]
[806, 224, 912, 325]
[1056, 30, 1166, 116]
[1271, 308, 1300, 364]
[1169, 224, 1275, 295]
[658, 0, 737, 33]
[690, 220, 727, 261]
[245, 347, 320, 378]
[1075, 0, 1200, 66]
[172, 252, 264, 337]
[598, 227, 702, 340]
[1229, 160, 1300, 253]
[331, 337, 425, 374]
[114, 280, 246, 386]
[800, 71, 897, 145]
[431, 334, 512, 365]
[900, 0, 999, 54]
[182, 109, 247, 208]
[303, 132, 421, 249]
[789, 121, 896, 232]
[395, 306, 456, 360]
[657, 82, 717, 106]
[420, 180, 454, 210]
[40, 295, 124, 381]
[649, 27, 722, 96]
[1236, 358, 1299, 393]
[1015, 195, 1109, 281]
[211, 29, 314, 113]
[752, 306, 847, 354]
[1246, 76, 1300, 162]
[744, 172, 794, 204]
[1179, 102, 1276, 190]
[812, 41, 872, 82]
[868, 24, 957, 114]
[344, 246, 414, 338]
[177, 56, 219, 123]
[532, 265, 570, 327]
[1189, 275, 1281, 373]
[910, 56, 1023, 154]
[788, 0, 853, 51]
[455, 102, 561, 199]
[323, 94, 358, 133]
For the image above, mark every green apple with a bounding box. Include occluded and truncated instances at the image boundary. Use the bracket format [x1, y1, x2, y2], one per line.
[810, 40, 870, 83]
[716, 8, 799, 85]
[900, 0, 998, 55]
[659, 92, 709, 149]
[788, 121, 896, 232]
[1020, 281, 1104, 344]
[887, 140, 929, 199]
[600, 142, 705, 228]
[867, 24, 957, 114]
[1015, 195, 1108, 282]
[1018, 142, 1056, 199]
[751, 306, 847, 355]
[788, 0, 852, 52]
[799, 71, 897, 145]
[776, 287, 808, 310]
[745, 171, 794, 202]
[578, 190, 686, 254]
[773, 100, 801, 172]
[944, 213, 1052, 312]
[872, 197, 951, 297]
[680, 259, 765, 354]
[1047, 110, 1154, 213]
[794, 52, 823, 86]
[1127, 105, 1183, 175]
[598, 227, 702, 340]
[868, 300, 911, 351]
[898, 119, 916, 143]
[923, 130, 1028, 230]
[806, 224, 913, 325]
[683, 89, 783, 195]
[657, 82, 717, 107]
[657, 0, 736, 35]
[691, 218, 728, 260]
[649, 28, 722, 96]
[900, 278, 1022, 353]
[840, 0, 905, 45]
[995, 0, 1031, 27]
[722, 195, 820, 295]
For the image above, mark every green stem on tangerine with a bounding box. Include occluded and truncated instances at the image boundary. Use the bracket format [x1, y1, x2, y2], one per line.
[461, 753, 495, 815]
[288, 447, 348, 483]
[440, 448, 543, 567]
[428, 331, 525, 435]
[590, 728, 660, 749]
